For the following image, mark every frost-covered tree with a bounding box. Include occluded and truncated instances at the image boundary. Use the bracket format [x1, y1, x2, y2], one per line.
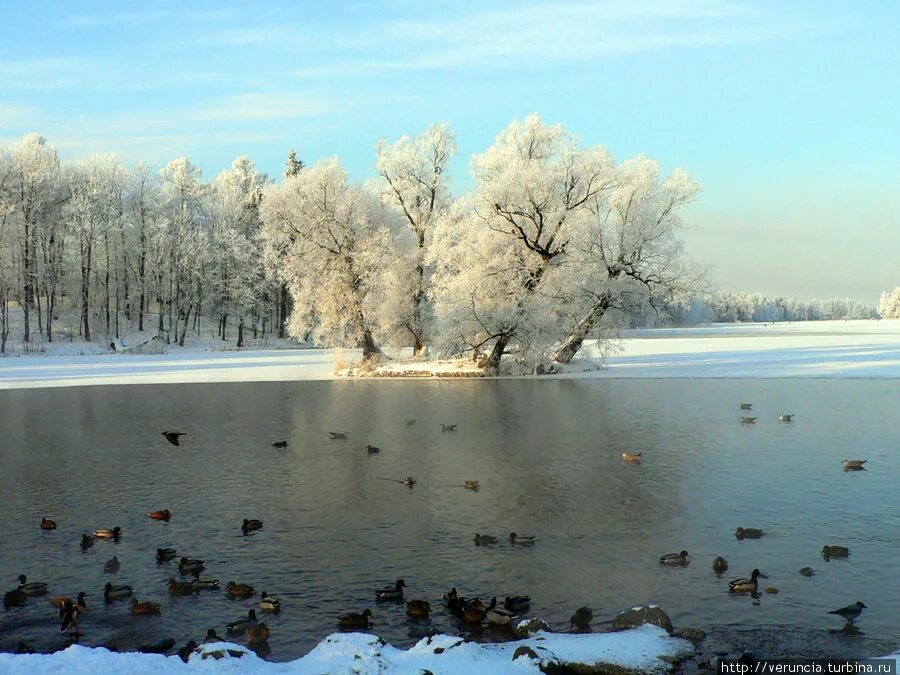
[260, 158, 393, 358]
[376, 123, 455, 354]
[284, 148, 305, 178]
[879, 287, 900, 318]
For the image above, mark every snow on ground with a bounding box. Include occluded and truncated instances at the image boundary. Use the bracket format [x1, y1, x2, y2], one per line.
[1, 320, 899, 389]
[0, 626, 693, 674]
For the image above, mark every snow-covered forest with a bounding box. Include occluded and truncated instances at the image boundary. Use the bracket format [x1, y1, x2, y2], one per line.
[0, 115, 889, 371]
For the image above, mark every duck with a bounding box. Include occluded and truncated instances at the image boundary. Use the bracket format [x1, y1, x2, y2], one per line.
[728, 568, 767, 593]
[227, 608, 258, 634]
[441, 424, 457, 432]
[130, 597, 161, 615]
[3, 587, 26, 609]
[161, 431, 186, 446]
[139, 637, 176, 654]
[504, 596, 531, 612]
[464, 480, 480, 491]
[406, 599, 431, 619]
[50, 592, 87, 612]
[735, 527, 765, 539]
[739, 403, 753, 410]
[338, 608, 373, 629]
[246, 622, 270, 645]
[156, 547, 177, 562]
[713, 556, 729, 573]
[177, 640, 199, 663]
[798, 567, 816, 577]
[375, 579, 406, 601]
[328, 431, 348, 439]
[204, 628, 223, 644]
[148, 509, 171, 521]
[509, 532, 536, 545]
[41, 517, 57, 530]
[167, 578, 195, 595]
[778, 414, 793, 422]
[226, 582, 255, 599]
[178, 557, 205, 574]
[570, 606, 593, 632]
[474, 533, 498, 546]
[93, 527, 122, 540]
[366, 445, 380, 454]
[272, 441, 288, 448]
[191, 576, 220, 591]
[260, 591, 281, 612]
[16, 575, 49, 595]
[485, 597, 515, 626]
[403, 476, 416, 487]
[103, 556, 120, 574]
[58, 598, 83, 634]
[405, 419, 416, 426]
[740, 416, 757, 424]
[659, 550, 690, 565]
[842, 459, 866, 470]
[462, 598, 486, 624]
[447, 594, 468, 617]
[242, 519, 263, 533]
[104, 582, 134, 603]
[442, 588, 458, 605]
[828, 601, 866, 625]
[622, 451, 642, 462]
[80, 534, 95, 550]
[822, 545, 850, 560]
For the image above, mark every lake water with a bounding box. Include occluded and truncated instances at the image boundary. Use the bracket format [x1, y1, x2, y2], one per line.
[0, 379, 898, 660]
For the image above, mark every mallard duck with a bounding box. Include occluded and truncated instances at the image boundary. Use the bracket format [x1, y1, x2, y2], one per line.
[50, 592, 87, 612]
[4, 587, 26, 609]
[328, 431, 348, 439]
[104, 556, 120, 574]
[622, 451, 642, 462]
[204, 628, 223, 643]
[842, 459, 866, 470]
[659, 550, 690, 565]
[179, 557, 205, 574]
[259, 591, 281, 611]
[403, 476, 416, 487]
[778, 414, 793, 422]
[246, 622, 270, 645]
[406, 599, 431, 619]
[570, 606, 593, 631]
[441, 424, 457, 432]
[474, 533, 498, 546]
[272, 441, 288, 448]
[822, 545, 850, 559]
[828, 601, 866, 625]
[41, 517, 57, 530]
[80, 534, 95, 550]
[338, 608, 373, 628]
[463, 598, 486, 624]
[104, 582, 133, 602]
[447, 594, 468, 617]
[442, 588, 458, 605]
[713, 556, 729, 573]
[93, 527, 122, 539]
[161, 431, 186, 446]
[58, 598, 83, 634]
[157, 547, 177, 562]
[728, 568, 766, 593]
[130, 597, 161, 615]
[242, 519, 263, 533]
[740, 416, 757, 424]
[464, 480, 480, 491]
[485, 597, 515, 626]
[504, 596, 531, 612]
[366, 444, 380, 454]
[148, 509, 171, 521]
[375, 579, 406, 601]
[168, 578, 195, 595]
[177, 640, 199, 663]
[798, 567, 815, 577]
[509, 532, 536, 545]
[226, 581, 255, 599]
[739, 403, 753, 410]
[405, 419, 416, 426]
[16, 575, 49, 595]
[191, 576, 220, 591]
[227, 608, 258, 634]
[735, 527, 765, 539]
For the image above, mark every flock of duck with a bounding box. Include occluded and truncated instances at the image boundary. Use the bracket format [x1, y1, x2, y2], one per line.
[2, 406, 872, 659]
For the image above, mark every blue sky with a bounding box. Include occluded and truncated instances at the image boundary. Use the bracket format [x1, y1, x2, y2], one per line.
[1, 0, 897, 301]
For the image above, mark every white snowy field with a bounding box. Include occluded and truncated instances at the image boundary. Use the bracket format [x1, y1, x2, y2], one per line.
[0, 320, 898, 389]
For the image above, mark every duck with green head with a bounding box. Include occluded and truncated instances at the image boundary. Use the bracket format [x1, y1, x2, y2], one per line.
[659, 550, 689, 565]
[728, 569, 767, 593]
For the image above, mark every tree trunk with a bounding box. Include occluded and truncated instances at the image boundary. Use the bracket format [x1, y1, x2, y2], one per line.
[236, 317, 244, 348]
[552, 296, 611, 364]
[361, 329, 382, 359]
[178, 305, 192, 346]
[278, 284, 288, 338]
[81, 257, 92, 342]
[483, 333, 511, 374]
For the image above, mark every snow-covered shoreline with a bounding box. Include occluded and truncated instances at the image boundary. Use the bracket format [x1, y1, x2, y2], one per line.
[1, 320, 898, 389]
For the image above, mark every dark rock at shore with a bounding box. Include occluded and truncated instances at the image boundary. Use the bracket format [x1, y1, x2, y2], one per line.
[612, 605, 674, 635]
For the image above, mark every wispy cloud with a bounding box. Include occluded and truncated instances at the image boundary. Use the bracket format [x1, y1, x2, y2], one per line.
[64, 8, 234, 28]
[0, 57, 101, 90]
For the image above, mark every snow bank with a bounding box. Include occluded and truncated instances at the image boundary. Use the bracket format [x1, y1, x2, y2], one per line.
[0, 626, 693, 674]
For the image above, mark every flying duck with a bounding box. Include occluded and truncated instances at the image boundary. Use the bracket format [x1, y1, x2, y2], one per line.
[161, 431, 186, 446]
